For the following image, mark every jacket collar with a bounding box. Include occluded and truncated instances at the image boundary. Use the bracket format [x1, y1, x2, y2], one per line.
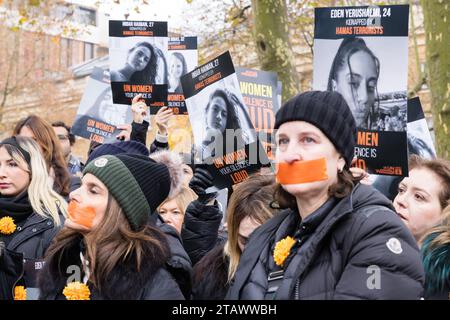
[6, 213, 57, 251]
[226, 184, 368, 299]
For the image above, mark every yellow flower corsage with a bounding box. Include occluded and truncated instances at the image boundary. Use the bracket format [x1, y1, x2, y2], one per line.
[0, 216, 16, 235]
[273, 236, 296, 267]
[63, 282, 91, 300]
[14, 286, 26, 300]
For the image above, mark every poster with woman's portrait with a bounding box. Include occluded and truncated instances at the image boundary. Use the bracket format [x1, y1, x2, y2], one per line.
[372, 97, 436, 201]
[71, 67, 127, 144]
[236, 67, 280, 161]
[181, 51, 269, 190]
[166, 36, 198, 115]
[313, 5, 410, 177]
[109, 20, 168, 108]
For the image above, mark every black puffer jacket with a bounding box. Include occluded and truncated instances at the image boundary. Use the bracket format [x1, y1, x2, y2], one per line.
[181, 200, 223, 265]
[0, 213, 64, 300]
[226, 184, 424, 300]
[156, 215, 193, 299]
[38, 234, 184, 300]
[192, 242, 230, 300]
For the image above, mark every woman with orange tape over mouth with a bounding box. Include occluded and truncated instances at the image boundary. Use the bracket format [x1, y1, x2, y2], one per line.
[38, 153, 186, 300]
[226, 90, 424, 300]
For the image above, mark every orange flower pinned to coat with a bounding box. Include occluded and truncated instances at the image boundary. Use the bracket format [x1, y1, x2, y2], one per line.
[63, 282, 91, 300]
[14, 286, 26, 300]
[0, 216, 16, 235]
[273, 236, 296, 267]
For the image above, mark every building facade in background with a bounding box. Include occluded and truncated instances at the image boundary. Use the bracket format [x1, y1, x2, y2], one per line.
[0, 2, 433, 160]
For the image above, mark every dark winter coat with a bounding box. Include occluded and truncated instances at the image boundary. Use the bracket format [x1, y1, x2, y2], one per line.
[0, 212, 64, 300]
[38, 233, 184, 300]
[181, 200, 223, 265]
[156, 215, 193, 299]
[226, 184, 425, 300]
[192, 242, 230, 300]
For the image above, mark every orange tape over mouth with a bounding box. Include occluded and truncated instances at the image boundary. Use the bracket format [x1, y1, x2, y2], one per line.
[67, 201, 96, 229]
[276, 158, 328, 184]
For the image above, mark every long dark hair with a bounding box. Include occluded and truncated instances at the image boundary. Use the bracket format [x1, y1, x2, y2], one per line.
[154, 46, 169, 84]
[128, 41, 158, 83]
[206, 89, 241, 131]
[40, 194, 170, 298]
[327, 38, 380, 129]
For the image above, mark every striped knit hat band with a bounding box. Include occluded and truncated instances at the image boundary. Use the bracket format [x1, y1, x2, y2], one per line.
[83, 154, 170, 230]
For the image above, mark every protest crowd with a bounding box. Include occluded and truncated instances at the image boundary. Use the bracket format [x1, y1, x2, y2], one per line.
[1, 4, 449, 302]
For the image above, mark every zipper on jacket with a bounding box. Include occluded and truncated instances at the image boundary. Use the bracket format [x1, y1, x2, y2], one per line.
[11, 260, 25, 299]
[295, 277, 300, 300]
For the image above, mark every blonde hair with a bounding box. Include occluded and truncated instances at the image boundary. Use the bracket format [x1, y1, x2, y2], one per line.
[158, 186, 197, 216]
[224, 174, 279, 282]
[3, 136, 67, 225]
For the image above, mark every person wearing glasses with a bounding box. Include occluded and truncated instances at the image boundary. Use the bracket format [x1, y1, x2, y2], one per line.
[52, 122, 84, 176]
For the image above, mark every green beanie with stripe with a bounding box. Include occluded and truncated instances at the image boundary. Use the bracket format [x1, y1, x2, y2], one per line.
[83, 154, 172, 230]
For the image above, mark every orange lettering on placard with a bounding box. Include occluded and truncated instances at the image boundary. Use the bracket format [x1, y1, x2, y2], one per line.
[204, 72, 222, 85]
[195, 81, 205, 90]
[90, 134, 104, 143]
[231, 170, 249, 184]
[357, 131, 378, 146]
[354, 159, 367, 171]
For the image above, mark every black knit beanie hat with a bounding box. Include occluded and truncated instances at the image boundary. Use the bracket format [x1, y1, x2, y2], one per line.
[86, 140, 149, 165]
[274, 91, 357, 167]
[83, 152, 183, 230]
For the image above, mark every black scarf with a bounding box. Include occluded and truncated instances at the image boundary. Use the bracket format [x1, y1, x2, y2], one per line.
[0, 191, 34, 223]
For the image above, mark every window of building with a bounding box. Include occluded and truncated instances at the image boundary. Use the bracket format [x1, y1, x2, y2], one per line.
[60, 38, 68, 68]
[84, 42, 94, 61]
[54, 5, 96, 26]
[74, 7, 97, 26]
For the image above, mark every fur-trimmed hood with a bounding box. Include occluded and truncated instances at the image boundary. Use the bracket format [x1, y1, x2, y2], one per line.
[150, 150, 184, 198]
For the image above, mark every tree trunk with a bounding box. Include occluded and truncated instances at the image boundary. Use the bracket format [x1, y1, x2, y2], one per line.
[251, 0, 300, 103]
[420, 0, 450, 159]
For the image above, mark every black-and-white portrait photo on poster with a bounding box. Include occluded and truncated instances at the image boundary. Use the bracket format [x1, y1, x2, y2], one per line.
[313, 36, 408, 131]
[166, 36, 198, 114]
[407, 97, 436, 159]
[109, 37, 168, 84]
[236, 67, 279, 161]
[109, 20, 168, 107]
[181, 51, 268, 190]
[313, 5, 410, 177]
[371, 97, 436, 201]
[72, 67, 128, 144]
[168, 37, 198, 94]
[187, 80, 256, 160]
